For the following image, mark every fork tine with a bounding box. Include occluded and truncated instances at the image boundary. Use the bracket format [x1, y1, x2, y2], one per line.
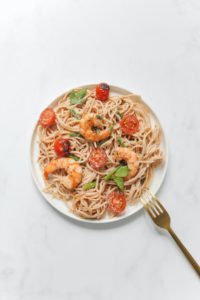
[144, 189, 152, 202]
[148, 194, 163, 214]
[150, 191, 165, 212]
[145, 203, 156, 219]
[140, 191, 150, 205]
[140, 195, 146, 206]
[141, 191, 157, 218]
[152, 198, 163, 213]
[140, 189, 162, 217]
[148, 199, 160, 216]
[140, 193, 155, 218]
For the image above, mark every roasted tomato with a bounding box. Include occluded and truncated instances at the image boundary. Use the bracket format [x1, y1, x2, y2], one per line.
[108, 191, 126, 214]
[54, 138, 70, 157]
[120, 114, 139, 135]
[88, 147, 108, 170]
[39, 108, 56, 127]
[95, 83, 110, 101]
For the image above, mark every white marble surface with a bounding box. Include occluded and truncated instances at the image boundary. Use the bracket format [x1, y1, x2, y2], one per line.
[0, 0, 200, 299]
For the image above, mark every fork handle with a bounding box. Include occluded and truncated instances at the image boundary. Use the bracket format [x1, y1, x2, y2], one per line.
[168, 227, 200, 276]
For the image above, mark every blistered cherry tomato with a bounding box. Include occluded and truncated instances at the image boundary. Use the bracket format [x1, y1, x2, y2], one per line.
[39, 108, 56, 127]
[95, 83, 110, 101]
[54, 138, 70, 157]
[88, 147, 108, 170]
[108, 191, 126, 214]
[120, 114, 139, 135]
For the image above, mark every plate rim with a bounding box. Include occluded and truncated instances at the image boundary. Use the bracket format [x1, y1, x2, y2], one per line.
[30, 84, 168, 224]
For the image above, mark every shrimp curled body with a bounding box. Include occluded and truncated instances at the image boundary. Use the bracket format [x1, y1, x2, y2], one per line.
[44, 158, 82, 190]
[116, 147, 138, 179]
[80, 113, 111, 142]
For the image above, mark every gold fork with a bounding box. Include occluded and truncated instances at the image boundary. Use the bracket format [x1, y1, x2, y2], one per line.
[141, 189, 200, 276]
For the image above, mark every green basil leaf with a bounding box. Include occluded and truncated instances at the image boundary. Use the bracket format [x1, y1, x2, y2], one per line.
[109, 126, 113, 132]
[69, 132, 81, 137]
[104, 167, 119, 181]
[116, 111, 123, 118]
[97, 137, 109, 146]
[82, 181, 96, 191]
[112, 176, 124, 191]
[117, 137, 125, 147]
[70, 109, 80, 119]
[69, 88, 87, 105]
[114, 166, 129, 177]
[69, 154, 80, 161]
[96, 115, 103, 120]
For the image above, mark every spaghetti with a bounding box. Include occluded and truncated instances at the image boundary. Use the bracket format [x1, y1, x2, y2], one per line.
[37, 85, 163, 219]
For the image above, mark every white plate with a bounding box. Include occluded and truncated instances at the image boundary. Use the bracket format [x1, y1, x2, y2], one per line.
[30, 84, 168, 224]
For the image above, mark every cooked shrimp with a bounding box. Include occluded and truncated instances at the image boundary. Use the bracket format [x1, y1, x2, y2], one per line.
[79, 113, 111, 142]
[116, 147, 138, 179]
[44, 158, 82, 190]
